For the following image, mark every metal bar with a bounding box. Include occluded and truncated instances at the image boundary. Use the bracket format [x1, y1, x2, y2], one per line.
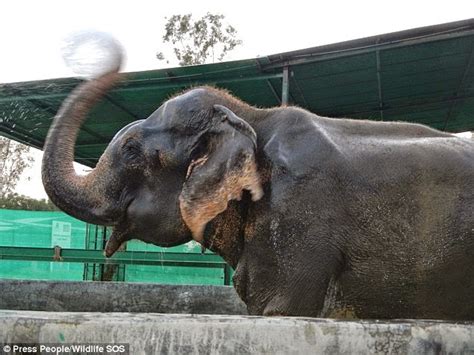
[79, 125, 109, 142]
[311, 83, 465, 110]
[104, 94, 141, 120]
[117, 73, 285, 92]
[254, 63, 467, 98]
[2, 56, 466, 105]
[0, 246, 226, 268]
[290, 75, 309, 108]
[0, 73, 284, 103]
[83, 224, 93, 280]
[75, 142, 108, 149]
[266, 79, 281, 104]
[127, 63, 276, 83]
[261, 29, 474, 71]
[282, 66, 289, 106]
[223, 264, 233, 286]
[292, 52, 471, 82]
[375, 49, 384, 120]
[443, 41, 474, 130]
[317, 93, 474, 117]
[264, 20, 474, 62]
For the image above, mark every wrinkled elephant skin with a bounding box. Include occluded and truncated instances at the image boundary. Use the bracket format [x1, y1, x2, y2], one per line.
[42, 54, 474, 320]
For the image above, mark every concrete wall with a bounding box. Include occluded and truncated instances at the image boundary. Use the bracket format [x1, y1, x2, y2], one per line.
[1, 280, 474, 354]
[1, 311, 474, 354]
[0, 280, 246, 314]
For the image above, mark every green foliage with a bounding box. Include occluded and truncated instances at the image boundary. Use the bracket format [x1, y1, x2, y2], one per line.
[0, 193, 58, 211]
[157, 12, 242, 66]
[0, 136, 34, 198]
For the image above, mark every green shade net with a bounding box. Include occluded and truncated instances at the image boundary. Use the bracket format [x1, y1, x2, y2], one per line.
[0, 209, 227, 285]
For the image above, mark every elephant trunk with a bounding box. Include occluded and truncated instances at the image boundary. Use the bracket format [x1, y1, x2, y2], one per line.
[42, 65, 122, 226]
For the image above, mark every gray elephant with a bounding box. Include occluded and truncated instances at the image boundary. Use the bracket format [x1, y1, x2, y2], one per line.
[42, 52, 474, 319]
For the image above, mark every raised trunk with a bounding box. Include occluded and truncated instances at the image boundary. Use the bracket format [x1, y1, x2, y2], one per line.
[42, 69, 122, 225]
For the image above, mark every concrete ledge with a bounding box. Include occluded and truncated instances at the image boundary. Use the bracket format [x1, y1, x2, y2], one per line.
[0, 279, 246, 315]
[1, 311, 473, 354]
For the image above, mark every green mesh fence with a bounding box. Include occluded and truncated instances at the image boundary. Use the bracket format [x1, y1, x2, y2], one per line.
[125, 241, 225, 285]
[0, 209, 86, 281]
[0, 209, 228, 285]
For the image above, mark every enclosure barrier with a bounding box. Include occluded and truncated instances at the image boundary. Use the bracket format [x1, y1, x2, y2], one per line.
[0, 246, 233, 285]
[1, 280, 474, 354]
[0, 279, 246, 314]
[1, 311, 474, 354]
[0, 209, 230, 284]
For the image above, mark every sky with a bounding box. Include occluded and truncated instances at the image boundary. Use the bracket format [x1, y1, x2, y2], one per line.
[1, 0, 473, 198]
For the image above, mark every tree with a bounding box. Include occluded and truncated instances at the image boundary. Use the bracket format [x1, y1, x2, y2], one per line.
[0, 193, 58, 211]
[157, 13, 242, 66]
[0, 136, 34, 198]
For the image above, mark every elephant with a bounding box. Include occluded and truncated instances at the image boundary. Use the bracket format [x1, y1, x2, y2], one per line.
[42, 51, 474, 320]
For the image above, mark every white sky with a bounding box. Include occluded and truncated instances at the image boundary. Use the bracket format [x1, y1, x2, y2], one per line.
[1, 0, 473, 198]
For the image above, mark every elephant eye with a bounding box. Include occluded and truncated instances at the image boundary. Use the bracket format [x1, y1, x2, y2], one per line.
[122, 139, 142, 160]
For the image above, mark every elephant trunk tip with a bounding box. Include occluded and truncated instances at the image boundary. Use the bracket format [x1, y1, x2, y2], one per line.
[41, 33, 126, 227]
[62, 30, 125, 79]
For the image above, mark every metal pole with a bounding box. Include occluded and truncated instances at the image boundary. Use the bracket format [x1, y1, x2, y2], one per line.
[375, 50, 384, 120]
[224, 264, 232, 286]
[282, 66, 289, 106]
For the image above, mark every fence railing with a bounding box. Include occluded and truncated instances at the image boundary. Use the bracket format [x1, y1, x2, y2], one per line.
[0, 246, 233, 285]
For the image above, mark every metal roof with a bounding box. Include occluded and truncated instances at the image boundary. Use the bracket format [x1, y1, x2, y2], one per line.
[1, 19, 473, 167]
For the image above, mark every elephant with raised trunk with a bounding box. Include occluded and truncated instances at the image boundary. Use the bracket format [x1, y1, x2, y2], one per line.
[42, 50, 474, 319]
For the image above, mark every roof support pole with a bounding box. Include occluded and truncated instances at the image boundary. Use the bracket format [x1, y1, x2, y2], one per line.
[281, 65, 289, 106]
[375, 49, 384, 120]
[443, 40, 474, 131]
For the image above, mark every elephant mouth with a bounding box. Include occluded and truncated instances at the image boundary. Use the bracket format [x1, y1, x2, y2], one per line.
[104, 220, 193, 257]
[155, 237, 192, 248]
[104, 236, 193, 257]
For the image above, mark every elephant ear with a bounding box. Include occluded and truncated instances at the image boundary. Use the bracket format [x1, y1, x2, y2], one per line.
[179, 104, 263, 242]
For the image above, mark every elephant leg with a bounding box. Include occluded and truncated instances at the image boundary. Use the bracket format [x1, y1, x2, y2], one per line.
[238, 224, 344, 317]
[262, 250, 342, 317]
[262, 275, 332, 317]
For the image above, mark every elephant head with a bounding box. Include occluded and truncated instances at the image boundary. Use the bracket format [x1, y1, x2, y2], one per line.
[42, 56, 263, 258]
